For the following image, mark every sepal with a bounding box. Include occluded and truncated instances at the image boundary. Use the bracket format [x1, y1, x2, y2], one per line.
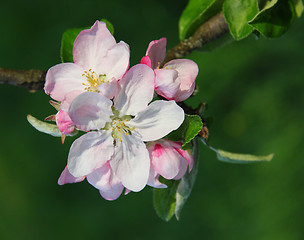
[27, 114, 78, 138]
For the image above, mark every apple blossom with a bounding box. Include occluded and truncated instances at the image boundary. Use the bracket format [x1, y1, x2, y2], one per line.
[141, 38, 198, 102]
[55, 110, 75, 135]
[66, 64, 185, 193]
[44, 20, 130, 107]
[147, 140, 194, 182]
[58, 163, 125, 201]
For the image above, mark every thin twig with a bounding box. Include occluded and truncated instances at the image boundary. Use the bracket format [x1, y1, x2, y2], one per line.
[0, 68, 46, 92]
[162, 12, 229, 65]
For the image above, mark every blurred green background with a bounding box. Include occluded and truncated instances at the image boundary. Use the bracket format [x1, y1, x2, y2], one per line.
[1, 0, 304, 239]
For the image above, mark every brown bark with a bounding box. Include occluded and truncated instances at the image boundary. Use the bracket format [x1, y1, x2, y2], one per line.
[0, 68, 46, 92]
[163, 12, 229, 65]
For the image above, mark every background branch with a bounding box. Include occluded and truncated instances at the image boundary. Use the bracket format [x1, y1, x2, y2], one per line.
[162, 12, 228, 65]
[0, 68, 46, 91]
[0, 12, 228, 91]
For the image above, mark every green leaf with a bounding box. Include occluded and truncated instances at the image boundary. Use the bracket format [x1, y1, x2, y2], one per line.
[223, 0, 259, 40]
[153, 178, 179, 222]
[27, 114, 78, 137]
[153, 140, 199, 221]
[60, 27, 87, 63]
[292, 0, 304, 17]
[166, 114, 203, 149]
[258, 0, 278, 10]
[179, 0, 215, 41]
[60, 19, 114, 63]
[216, 149, 274, 163]
[249, 0, 296, 38]
[27, 114, 62, 137]
[175, 139, 199, 220]
[200, 138, 274, 163]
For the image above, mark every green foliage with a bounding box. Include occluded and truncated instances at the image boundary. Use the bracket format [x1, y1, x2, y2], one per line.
[60, 19, 114, 63]
[180, 0, 303, 43]
[60, 27, 87, 63]
[166, 114, 203, 149]
[153, 178, 179, 222]
[174, 140, 199, 220]
[201, 138, 274, 163]
[223, 0, 259, 40]
[249, 0, 296, 38]
[27, 114, 61, 137]
[153, 140, 199, 221]
[27, 115, 78, 137]
[292, 0, 304, 17]
[179, 0, 215, 41]
[216, 149, 274, 163]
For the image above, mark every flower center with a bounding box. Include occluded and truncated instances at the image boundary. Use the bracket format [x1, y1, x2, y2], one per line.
[82, 69, 108, 92]
[104, 108, 135, 143]
[111, 118, 135, 142]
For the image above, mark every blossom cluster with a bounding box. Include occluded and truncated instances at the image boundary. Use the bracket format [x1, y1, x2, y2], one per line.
[40, 21, 198, 200]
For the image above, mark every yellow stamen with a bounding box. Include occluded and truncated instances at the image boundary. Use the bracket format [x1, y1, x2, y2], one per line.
[81, 69, 108, 92]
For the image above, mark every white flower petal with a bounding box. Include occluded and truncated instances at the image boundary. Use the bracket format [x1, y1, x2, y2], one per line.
[97, 80, 119, 99]
[154, 68, 180, 100]
[58, 166, 85, 185]
[44, 63, 85, 102]
[67, 131, 114, 178]
[147, 166, 167, 189]
[114, 64, 154, 116]
[110, 134, 150, 192]
[73, 21, 116, 70]
[130, 100, 184, 141]
[87, 162, 124, 201]
[99, 41, 130, 80]
[99, 187, 124, 201]
[163, 59, 198, 102]
[69, 92, 112, 131]
[60, 90, 83, 112]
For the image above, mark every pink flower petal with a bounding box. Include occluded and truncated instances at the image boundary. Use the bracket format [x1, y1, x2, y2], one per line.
[148, 140, 193, 180]
[67, 131, 114, 178]
[173, 157, 188, 180]
[130, 100, 184, 141]
[140, 56, 152, 68]
[114, 64, 155, 116]
[44, 63, 85, 102]
[154, 68, 180, 100]
[58, 166, 85, 185]
[110, 134, 150, 192]
[56, 110, 75, 135]
[147, 165, 167, 188]
[162, 59, 198, 102]
[175, 144, 194, 172]
[99, 187, 124, 201]
[145, 38, 167, 69]
[69, 92, 112, 131]
[87, 162, 124, 201]
[148, 142, 183, 179]
[73, 21, 116, 70]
